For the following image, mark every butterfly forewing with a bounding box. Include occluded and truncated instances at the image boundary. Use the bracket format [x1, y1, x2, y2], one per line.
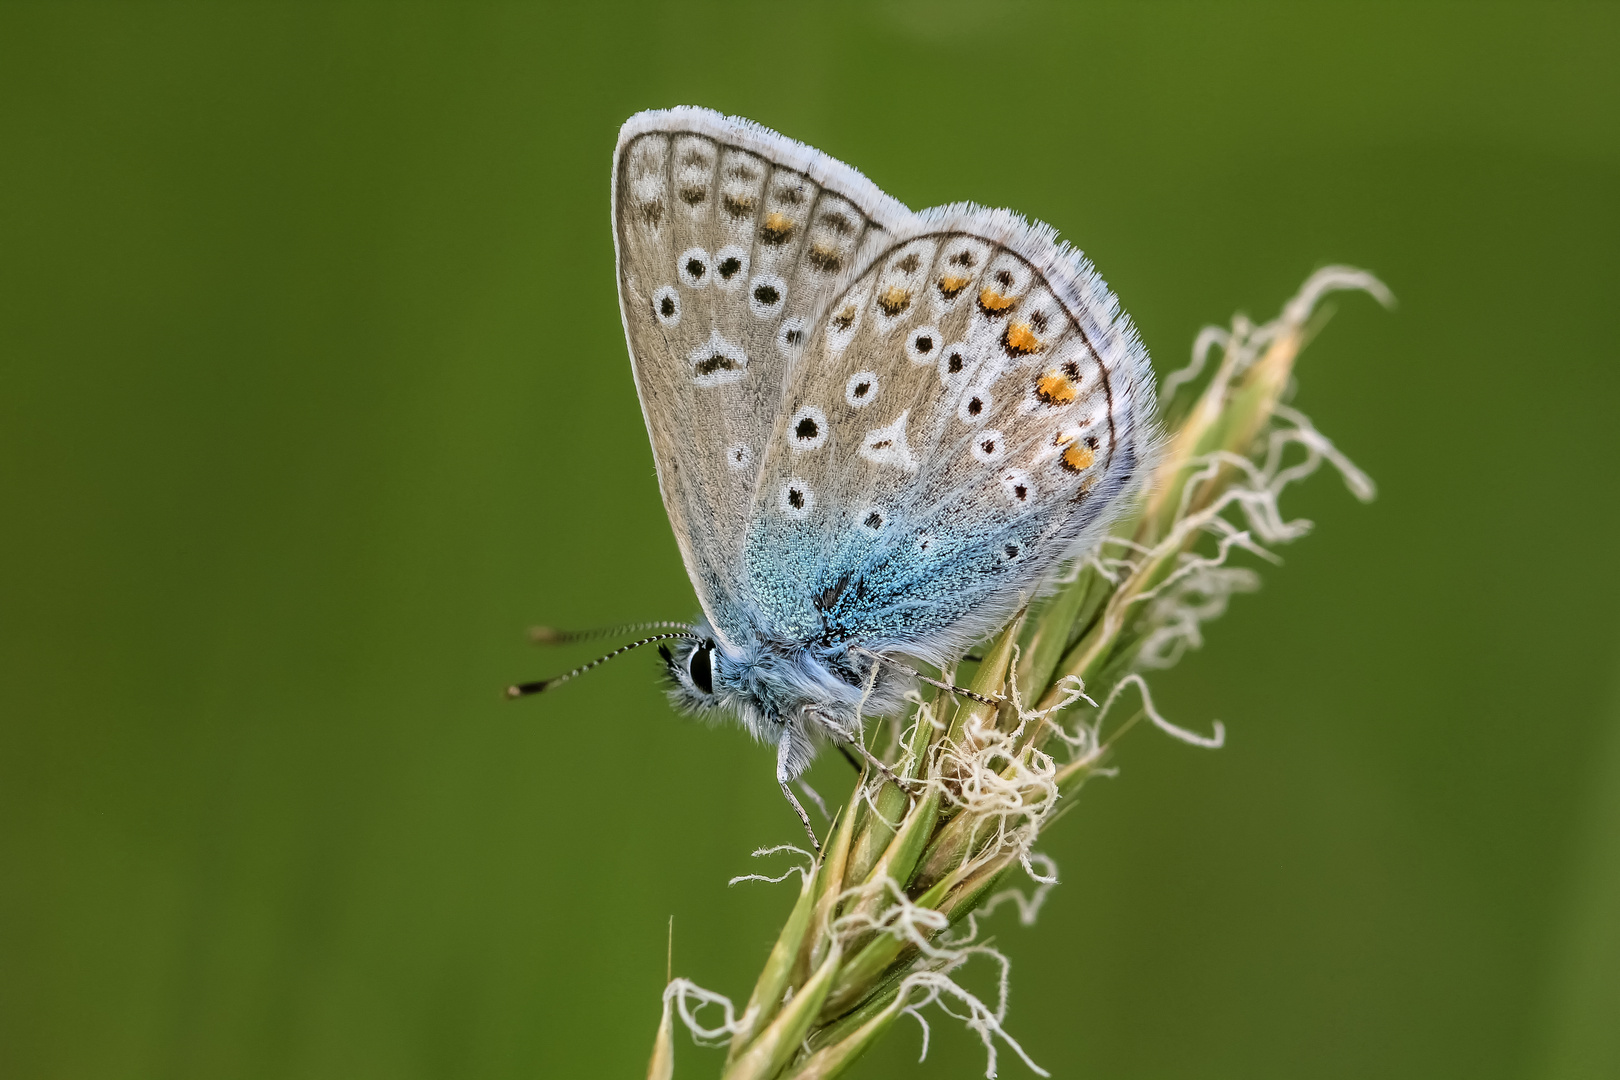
[745, 207, 1157, 662]
[612, 109, 911, 646]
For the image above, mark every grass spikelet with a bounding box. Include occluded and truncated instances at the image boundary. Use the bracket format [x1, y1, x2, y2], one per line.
[652, 268, 1390, 1077]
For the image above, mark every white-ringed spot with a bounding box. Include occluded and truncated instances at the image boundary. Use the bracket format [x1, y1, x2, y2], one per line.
[937, 342, 973, 390]
[749, 274, 786, 319]
[877, 284, 912, 318]
[1060, 436, 1099, 473]
[652, 285, 680, 327]
[677, 247, 711, 289]
[825, 283, 871, 357]
[971, 429, 1006, 464]
[999, 468, 1034, 506]
[858, 410, 919, 472]
[688, 329, 748, 387]
[845, 372, 879, 408]
[788, 405, 828, 452]
[859, 508, 885, 533]
[714, 245, 749, 289]
[777, 317, 807, 357]
[958, 390, 992, 425]
[905, 326, 941, 365]
[779, 479, 814, 519]
[726, 443, 753, 471]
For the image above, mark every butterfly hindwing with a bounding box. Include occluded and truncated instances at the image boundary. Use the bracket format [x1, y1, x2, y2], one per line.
[612, 108, 911, 648]
[744, 206, 1159, 664]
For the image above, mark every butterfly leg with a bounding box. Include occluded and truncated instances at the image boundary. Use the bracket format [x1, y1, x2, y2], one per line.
[850, 647, 1003, 708]
[777, 739, 821, 854]
[836, 735, 912, 798]
[796, 779, 831, 820]
[806, 709, 913, 796]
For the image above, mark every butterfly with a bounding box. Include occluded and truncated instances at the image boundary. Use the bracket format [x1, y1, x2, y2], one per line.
[512, 107, 1158, 844]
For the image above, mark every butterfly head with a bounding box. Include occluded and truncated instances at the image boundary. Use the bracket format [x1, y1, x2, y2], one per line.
[657, 619, 913, 760]
[660, 633, 721, 706]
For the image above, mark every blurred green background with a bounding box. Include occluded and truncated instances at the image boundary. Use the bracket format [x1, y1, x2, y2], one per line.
[2, 3, 1617, 1077]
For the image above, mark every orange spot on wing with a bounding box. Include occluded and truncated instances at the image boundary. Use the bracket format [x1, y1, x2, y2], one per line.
[1061, 442, 1096, 472]
[938, 273, 971, 298]
[761, 211, 795, 244]
[808, 243, 842, 272]
[1005, 322, 1042, 356]
[878, 285, 912, 316]
[978, 288, 1017, 316]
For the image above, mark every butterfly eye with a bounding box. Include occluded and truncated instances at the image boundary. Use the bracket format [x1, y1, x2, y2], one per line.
[687, 640, 715, 695]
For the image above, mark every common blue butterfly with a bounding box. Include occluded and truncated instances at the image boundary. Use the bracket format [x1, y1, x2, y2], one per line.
[514, 108, 1158, 842]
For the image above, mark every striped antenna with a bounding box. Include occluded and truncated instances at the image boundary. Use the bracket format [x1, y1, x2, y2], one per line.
[506, 632, 696, 699]
[529, 621, 693, 645]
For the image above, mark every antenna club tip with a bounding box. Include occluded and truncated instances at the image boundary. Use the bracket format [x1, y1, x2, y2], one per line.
[528, 626, 563, 644]
[506, 679, 551, 699]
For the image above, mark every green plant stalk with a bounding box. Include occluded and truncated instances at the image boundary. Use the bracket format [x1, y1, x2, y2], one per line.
[721, 943, 842, 1080]
[844, 698, 934, 886]
[1031, 320, 1311, 727]
[819, 871, 955, 1020]
[784, 989, 910, 1080]
[648, 993, 675, 1080]
[724, 843, 822, 1067]
[806, 787, 858, 973]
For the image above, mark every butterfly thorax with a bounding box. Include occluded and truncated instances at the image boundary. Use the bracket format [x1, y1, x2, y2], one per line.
[663, 620, 911, 776]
